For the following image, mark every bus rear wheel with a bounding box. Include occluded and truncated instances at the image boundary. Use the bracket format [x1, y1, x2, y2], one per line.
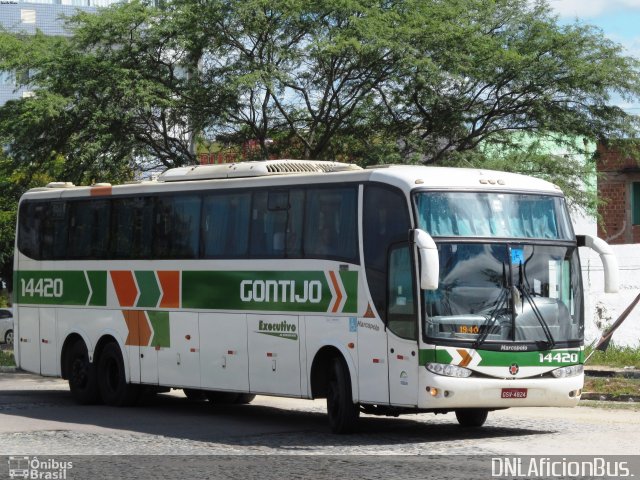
[67, 340, 100, 405]
[235, 394, 256, 404]
[205, 391, 241, 404]
[183, 389, 207, 401]
[97, 342, 139, 406]
[326, 357, 359, 434]
[455, 409, 488, 428]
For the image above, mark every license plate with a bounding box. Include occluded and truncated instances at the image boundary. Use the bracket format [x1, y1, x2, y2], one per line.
[501, 388, 528, 399]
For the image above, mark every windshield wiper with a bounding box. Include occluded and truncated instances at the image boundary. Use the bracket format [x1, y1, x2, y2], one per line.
[473, 264, 509, 349]
[517, 262, 555, 348]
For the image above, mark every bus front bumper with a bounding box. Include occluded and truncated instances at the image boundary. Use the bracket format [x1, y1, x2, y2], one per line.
[419, 372, 584, 409]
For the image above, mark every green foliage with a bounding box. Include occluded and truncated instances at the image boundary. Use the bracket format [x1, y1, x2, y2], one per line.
[0, 350, 15, 367]
[586, 344, 640, 369]
[0, 0, 638, 207]
[584, 377, 640, 397]
[2, 0, 635, 180]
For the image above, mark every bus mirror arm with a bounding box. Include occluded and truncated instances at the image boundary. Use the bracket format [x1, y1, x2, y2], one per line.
[577, 234, 619, 293]
[411, 229, 439, 290]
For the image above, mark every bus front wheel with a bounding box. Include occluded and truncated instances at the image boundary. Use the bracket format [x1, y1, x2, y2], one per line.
[67, 340, 100, 405]
[97, 342, 139, 406]
[326, 357, 359, 434]
[455, 409, 488, 428]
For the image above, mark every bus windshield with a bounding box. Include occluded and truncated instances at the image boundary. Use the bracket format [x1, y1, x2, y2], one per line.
[415, 191, 573, 240]
[423, 243, 583, 346]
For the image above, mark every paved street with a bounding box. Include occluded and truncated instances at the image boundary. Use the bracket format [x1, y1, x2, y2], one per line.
[1, 372, 639, 457]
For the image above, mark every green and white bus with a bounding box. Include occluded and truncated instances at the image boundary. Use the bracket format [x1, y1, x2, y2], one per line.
[13, 160, 618, 433]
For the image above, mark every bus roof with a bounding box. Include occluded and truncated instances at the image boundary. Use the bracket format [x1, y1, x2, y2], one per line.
[22, 160, 563, 200]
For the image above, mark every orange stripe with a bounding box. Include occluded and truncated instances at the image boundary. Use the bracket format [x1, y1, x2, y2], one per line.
[123, 310, 140, 346]
[328, 271, 343, 313]
[90, 186, 112, 196]
[111, 271, 138, 307]
[157, 271, 180, 308]
[457, 349, 472, 367]
[139, 311, 152, 347]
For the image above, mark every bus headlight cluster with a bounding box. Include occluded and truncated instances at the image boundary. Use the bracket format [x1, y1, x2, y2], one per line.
[426, 362, 472, 378]
[551, 364, 584, 378]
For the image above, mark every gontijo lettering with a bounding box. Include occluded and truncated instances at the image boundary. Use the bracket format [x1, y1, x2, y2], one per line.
[240, 279, 322, 303]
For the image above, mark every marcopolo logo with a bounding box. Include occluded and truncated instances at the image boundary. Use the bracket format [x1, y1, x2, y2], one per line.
[256, 319, 298, 340]
[8, 456, 73, 479]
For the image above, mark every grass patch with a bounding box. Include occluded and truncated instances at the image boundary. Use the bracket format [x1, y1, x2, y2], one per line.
[579, 400, 640, 411]
[584, 377, 640, 397]
[0, 349, 15, 367]
[585, 344, 640, 368]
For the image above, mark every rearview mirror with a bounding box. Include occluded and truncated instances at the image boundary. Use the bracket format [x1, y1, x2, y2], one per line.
[412, 229, 439, 290]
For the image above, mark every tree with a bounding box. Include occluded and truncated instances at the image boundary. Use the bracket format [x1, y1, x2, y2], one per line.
[0, 0, 639, 192]
[380, 0, 640, 164]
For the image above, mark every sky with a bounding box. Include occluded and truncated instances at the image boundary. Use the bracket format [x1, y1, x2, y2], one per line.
[548, 0, 640, 112]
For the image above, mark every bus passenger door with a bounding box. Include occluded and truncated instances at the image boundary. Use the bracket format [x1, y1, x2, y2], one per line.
[386, 245, 419, 407]
[248, 314, 301, 396]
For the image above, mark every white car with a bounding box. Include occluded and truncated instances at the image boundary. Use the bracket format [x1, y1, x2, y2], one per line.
[0, 308, 13, 345]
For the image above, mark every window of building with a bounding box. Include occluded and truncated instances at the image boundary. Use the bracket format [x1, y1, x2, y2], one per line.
[20, 9, 36, 24]
[633, 182, 640, 225]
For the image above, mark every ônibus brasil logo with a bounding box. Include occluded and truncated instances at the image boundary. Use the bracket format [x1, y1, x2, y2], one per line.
[256, 319, 298, 340]
[8, 456, 73, 479]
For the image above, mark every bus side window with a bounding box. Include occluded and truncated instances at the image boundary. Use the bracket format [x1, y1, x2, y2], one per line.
[304, 187, 358, 262]
[202, 192, 251, 258]
[249, 189, 303, 259]
[363, 185, 411, 322]
[42, 201, 68, 260]
[68, 200, 109, 259]
[18, 202, 44, 259]
[387, 245, 417, 340]
[112, 197, 153, 259]
[250, 191, 288, 258]
[153, 195, 201, 259]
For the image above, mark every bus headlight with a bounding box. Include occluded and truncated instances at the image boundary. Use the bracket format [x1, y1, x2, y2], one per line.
[426, 362, 472, 378]
[551, 364, 584, 378]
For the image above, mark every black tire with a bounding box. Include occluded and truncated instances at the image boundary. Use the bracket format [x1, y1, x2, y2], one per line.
[234, 394, 256, 404]
[455, 409, 489, 428]
[4, 329, 13, 346]
[205, 391, 241, 404]
[183, 389, 207, 401]
[326, 357, 359, 434]
[67, 340, 100, 405]
[97, 342, 140, 406]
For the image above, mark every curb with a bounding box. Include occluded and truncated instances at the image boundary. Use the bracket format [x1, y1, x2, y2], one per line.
[584, 366, 640, 379]
[581, 392, 638, 402]
[0, 366, 17, 373]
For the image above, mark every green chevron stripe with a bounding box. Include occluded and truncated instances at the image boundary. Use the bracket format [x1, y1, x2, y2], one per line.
[135, 271, 161, 308]
[147, 311, 170, 348]
[86, 271, 107, 306]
